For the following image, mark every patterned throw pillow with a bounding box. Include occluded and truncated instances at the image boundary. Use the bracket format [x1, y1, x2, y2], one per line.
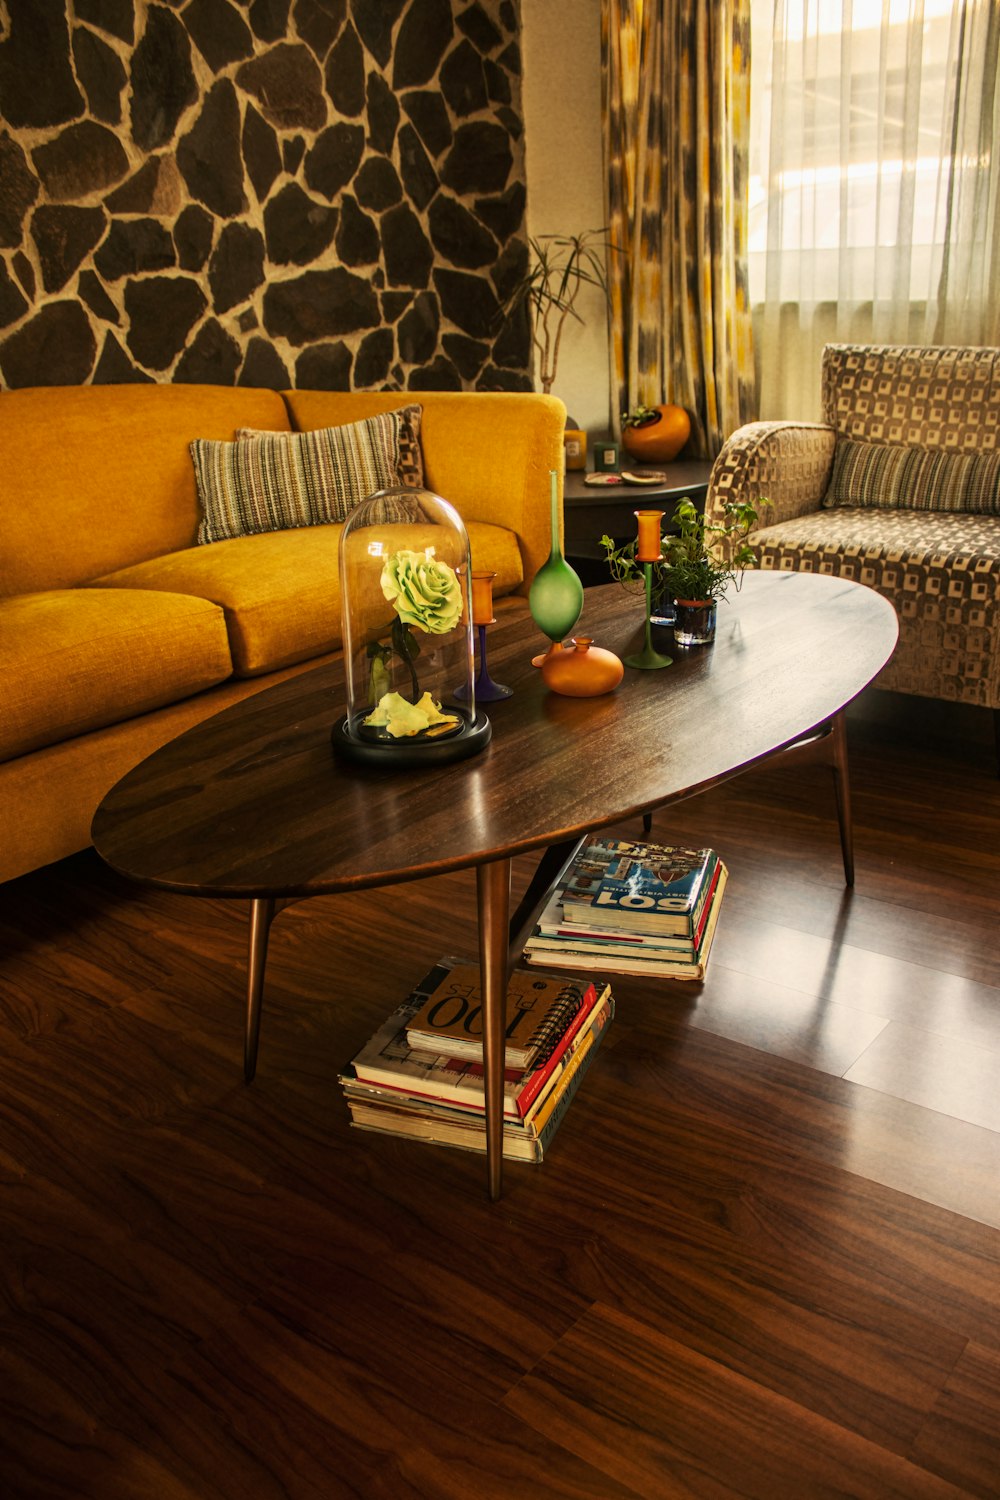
[191, 406, 425, 544]
[823, 438, 1000, 514]
[384, 403, 424, 488]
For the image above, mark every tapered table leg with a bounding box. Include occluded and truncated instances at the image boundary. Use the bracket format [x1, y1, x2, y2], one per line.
[759, 710, 855, 887]
[243, 896, 304, 1081]
[477, 856, 512, 1201]
[830, 710, 855, 887]
[245, 896, 276, 1083]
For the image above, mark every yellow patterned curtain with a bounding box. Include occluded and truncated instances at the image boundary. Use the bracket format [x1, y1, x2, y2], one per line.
[603, 0, 755, 457]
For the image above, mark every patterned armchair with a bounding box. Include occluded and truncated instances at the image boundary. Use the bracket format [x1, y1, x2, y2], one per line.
[707, 344, 1000, 740]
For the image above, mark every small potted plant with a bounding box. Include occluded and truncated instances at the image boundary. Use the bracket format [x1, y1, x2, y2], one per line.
[621, 403, 691, 463]
[601, 495, 768, 645]
[499, 229, 614, 398]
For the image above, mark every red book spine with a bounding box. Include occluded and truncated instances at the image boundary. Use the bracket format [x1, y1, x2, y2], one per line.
[514, 979, 599, 1118]
[691, 860, 722, 949]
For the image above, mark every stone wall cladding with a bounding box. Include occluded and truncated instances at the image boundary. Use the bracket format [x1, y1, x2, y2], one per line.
[0, 0, 531, 392]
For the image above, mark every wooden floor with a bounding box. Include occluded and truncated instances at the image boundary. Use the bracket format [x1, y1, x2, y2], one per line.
[1, 690, 999, 1498]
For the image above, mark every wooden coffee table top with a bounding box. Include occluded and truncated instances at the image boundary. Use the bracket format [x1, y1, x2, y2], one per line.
[92, 574, 898, 899]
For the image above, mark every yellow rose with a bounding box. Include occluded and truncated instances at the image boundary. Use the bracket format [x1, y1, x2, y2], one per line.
[380, 548, 462, 634]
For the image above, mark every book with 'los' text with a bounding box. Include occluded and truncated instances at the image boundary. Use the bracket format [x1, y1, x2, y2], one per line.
[561, 839, 720, 936]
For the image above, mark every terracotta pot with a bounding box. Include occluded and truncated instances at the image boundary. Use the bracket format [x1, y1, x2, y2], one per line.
[622, 405, 691, 464]
[541, 636, 624, 697]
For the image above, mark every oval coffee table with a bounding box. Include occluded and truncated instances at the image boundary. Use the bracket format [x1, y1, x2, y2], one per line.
[92, 573, 898, 1199]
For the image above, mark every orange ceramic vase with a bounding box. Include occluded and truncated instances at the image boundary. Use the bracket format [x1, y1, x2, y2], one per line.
[541, 637, 624, 697]
[622, 405, 691, 463]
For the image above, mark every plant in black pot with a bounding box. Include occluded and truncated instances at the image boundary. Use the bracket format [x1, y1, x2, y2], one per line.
[601, 495, 768, 645]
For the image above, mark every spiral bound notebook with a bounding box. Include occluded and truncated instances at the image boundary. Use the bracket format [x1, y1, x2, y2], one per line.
[403, 960, 593, 1070]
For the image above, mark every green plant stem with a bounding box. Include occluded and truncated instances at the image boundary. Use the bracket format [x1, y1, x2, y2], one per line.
[390, 618, 420, 701]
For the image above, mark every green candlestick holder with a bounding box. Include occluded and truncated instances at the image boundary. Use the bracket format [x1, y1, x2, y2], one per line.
[624, 560, 673, 670]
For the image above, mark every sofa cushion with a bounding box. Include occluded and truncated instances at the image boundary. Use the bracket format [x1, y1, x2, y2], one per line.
[92, 520, 523, 677]
[0, 385, 290, 596]
[754, 505, 1000, 585]
[823, 438, 1000, 514]
[191, 408, 422, 544]
[0, 590, 234, 763]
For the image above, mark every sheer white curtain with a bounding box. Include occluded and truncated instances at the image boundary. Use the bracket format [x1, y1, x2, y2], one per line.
[750, 0, 1000, 420]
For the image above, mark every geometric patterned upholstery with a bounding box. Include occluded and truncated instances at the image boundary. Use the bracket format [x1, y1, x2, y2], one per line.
[708, 420, 836, 529]
[707, 343, 1000, 710]
[753, 509, 1000, 707]
[821, 343, 1000, 453]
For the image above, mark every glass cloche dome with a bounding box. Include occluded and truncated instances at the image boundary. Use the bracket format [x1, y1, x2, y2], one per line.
[332, 486, 492, 766]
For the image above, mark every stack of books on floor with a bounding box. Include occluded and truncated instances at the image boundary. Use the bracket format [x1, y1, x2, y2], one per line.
[524, 837, 728, 981]
[340, 956, 614, 1163]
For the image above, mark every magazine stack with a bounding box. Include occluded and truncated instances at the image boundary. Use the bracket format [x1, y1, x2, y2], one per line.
[524, 837, 728, 981]
[339, 956, 614, 1163]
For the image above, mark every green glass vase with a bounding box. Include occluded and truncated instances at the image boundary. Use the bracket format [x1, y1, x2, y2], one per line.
[529, 469, 584, 664]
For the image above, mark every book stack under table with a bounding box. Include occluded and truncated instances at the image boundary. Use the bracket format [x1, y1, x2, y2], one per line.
[523, 837, 728, 980]
[340, 956, 614, 1163]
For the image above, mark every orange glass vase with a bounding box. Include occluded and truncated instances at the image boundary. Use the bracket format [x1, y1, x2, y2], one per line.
[541, 637, 624, 697]
[622, 405, 691, 464]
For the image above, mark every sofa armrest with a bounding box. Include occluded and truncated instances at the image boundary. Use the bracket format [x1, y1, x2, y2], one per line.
[706, 421, 836, 530]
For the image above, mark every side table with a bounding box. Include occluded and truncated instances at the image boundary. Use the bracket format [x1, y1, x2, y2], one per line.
[562, 460, 713, 585]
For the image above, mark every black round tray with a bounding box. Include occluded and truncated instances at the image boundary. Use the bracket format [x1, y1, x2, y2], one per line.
[331, 711, 492, 769]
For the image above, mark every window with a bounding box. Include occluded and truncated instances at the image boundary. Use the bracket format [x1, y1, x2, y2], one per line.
[749, 0, 998, 416]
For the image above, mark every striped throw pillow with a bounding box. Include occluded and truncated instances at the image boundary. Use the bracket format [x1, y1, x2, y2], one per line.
[823, 438, 1000, 514]
[191, 407, 423, 544]
[236, 403, 425, 489]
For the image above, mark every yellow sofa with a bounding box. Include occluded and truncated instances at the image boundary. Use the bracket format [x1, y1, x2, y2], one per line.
[1, 384, 566, 884]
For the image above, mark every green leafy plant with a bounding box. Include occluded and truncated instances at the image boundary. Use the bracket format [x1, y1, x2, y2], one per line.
[665, 497, 765, 601]
[501, 230, 614, 396]
[601, 496, 769, 608]
[620, 405, 661, 430]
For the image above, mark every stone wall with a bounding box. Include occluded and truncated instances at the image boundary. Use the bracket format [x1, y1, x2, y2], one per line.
[0, 0, 531, 391]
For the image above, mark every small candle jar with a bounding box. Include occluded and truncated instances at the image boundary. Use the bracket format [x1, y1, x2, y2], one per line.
[635, 509, 664, 563]
[564, 429, 587, 471]
[470, 570, 496, 626]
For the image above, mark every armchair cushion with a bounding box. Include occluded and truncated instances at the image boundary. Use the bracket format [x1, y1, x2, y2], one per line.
[822, 343, 1000, 450]
[823, 438, 1000, 514]
[752, 508, 1000, 706]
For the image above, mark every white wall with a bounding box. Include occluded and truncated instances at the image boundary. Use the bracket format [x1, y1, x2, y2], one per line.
[520, 0, 613, 438]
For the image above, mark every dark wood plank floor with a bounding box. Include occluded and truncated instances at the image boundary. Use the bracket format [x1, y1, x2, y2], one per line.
[1, 689, 998, 1499]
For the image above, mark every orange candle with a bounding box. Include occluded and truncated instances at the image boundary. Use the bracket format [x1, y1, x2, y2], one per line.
[470, 570, 497, 625]
[635, 509, 664, 563]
